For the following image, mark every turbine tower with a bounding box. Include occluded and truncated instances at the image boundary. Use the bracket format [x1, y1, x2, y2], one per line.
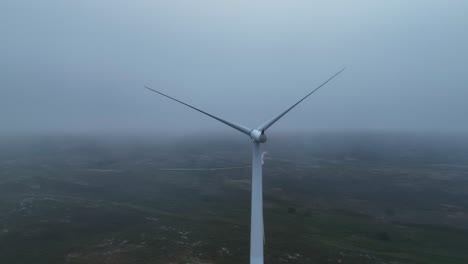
[144, 68, 345, 264]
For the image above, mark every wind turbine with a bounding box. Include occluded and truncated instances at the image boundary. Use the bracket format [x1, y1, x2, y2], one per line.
[144, 68, 345, 264]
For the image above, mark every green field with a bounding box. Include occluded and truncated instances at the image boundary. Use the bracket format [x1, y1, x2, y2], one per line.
[1, 133, 468, 264]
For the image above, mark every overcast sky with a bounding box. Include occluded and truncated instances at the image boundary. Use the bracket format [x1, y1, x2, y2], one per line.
[1, 0, 467, 136]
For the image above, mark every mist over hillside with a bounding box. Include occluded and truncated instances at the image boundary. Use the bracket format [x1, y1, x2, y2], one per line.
[1, 132, 468, 263]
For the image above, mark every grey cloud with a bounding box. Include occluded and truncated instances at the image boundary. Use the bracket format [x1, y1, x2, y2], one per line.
[1, 0, 467, 135]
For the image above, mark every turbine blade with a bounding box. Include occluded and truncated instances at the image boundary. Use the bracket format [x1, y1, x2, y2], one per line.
[144, 86, 252, 136]
[257, 67, 346, 132]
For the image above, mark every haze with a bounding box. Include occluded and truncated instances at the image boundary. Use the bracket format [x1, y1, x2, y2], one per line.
[2, 0, 467, 136]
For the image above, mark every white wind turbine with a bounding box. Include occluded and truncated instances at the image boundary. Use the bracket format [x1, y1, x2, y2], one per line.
[144, 68, 345, 264]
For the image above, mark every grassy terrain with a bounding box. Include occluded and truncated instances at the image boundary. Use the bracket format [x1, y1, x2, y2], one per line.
[0, 133, 468, 263]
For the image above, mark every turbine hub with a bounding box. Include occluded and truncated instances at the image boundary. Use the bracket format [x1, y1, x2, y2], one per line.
[250, 129, 267, 143]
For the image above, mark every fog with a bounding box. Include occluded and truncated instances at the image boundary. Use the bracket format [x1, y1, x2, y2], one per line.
[1, 0, 467, 136]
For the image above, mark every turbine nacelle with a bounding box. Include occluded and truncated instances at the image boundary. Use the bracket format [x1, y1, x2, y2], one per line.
[250, 129, 267, 143]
